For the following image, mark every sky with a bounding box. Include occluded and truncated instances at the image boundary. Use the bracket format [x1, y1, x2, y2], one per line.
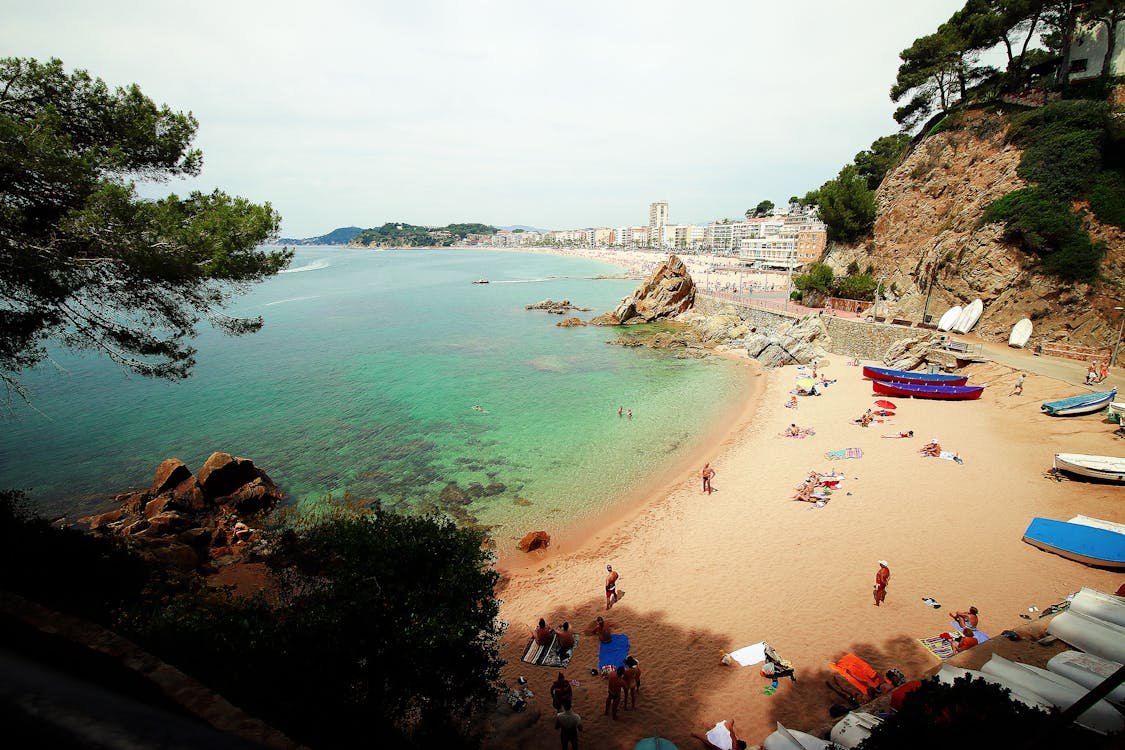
[5, 0, 972, 237]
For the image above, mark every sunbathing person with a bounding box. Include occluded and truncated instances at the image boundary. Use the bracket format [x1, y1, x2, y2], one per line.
[532, 617, 555, 646]
[793, 479, 817, 502]
[786, 423, 801, 437]
[882, 430, 914, 438]
[692, 719, 748, 750]
[920, 439, 941, 457]
[585, 616, 616, 644]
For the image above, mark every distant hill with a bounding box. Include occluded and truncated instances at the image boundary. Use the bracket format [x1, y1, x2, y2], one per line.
[279, 227, 363, 245]
[351, 222, 497, 248]
[500, 224, 547, 233]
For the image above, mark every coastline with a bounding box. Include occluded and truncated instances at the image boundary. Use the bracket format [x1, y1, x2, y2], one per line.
[486, 351, 1124, 750]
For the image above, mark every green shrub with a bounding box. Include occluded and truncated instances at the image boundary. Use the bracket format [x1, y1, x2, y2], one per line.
[793, 263, 834, 294]
[983, 188, 1103, 282]
[1017, 129, 1102, 198]
[1090, 169, 1125, 230]
[832, 273, 879, 301]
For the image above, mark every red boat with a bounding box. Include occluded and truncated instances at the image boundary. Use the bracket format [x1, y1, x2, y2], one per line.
[872, 380, 984, 400]
[862, 365, 968, 386]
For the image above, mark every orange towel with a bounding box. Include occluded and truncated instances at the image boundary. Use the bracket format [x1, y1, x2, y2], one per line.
[829, 653, 885, 696]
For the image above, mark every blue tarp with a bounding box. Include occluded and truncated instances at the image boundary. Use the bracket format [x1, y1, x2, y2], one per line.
[598, 633, 631, 670]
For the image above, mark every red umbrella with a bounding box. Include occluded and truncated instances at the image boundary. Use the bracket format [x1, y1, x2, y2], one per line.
[874, 399, 897, 409]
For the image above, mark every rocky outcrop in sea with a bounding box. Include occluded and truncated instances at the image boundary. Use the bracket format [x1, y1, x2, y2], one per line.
[81, 453, 284, 572]
[526, 299, 590, 315]
[590, 255, 695, 325]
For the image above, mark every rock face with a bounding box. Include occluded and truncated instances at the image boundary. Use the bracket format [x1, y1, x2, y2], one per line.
[591, 255, 695, 325]
[740, 315, 831, 367]
[556, 317, 587, 327]
[527, 299, 590, 315]
[823, 109, 1124, 348]
[81, 452, 284, 572]
[518, 530, 550, 552]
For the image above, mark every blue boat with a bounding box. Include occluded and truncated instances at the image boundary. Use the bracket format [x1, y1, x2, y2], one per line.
[1041, 389, 1117, 416]
[861, 365, 968, 386]
[1022, 517, 1125, 570]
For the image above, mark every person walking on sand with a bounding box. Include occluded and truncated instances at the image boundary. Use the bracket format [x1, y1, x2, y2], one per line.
[604, 565, 619, 609]
[605, 666, 626, 720]
[701, 462, 716, 494]
[1009, 372, 1025, 396]
[1100, 361, 1110, 383]
[873, 560, 890, 606]
[555, 699, 582, 749]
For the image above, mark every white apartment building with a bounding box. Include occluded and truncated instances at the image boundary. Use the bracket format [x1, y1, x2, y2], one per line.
[649, 201, 669, 249]
[592, 228, 615, 246]
[615, 226, 649, 247]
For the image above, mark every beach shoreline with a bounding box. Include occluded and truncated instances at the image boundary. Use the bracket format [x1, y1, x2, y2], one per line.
[486, 349, 1123, 750]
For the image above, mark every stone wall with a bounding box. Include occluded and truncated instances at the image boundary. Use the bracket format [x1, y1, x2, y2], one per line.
[696, 294, 927, 361]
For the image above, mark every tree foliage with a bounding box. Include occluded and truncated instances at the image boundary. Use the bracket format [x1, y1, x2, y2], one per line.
[808, 165, 877, 243]
[352, 222, 496, 247]
[984, 187, 1105, 281]
[853, 134, 912, 190]
[0, 57, 291, 393]
[860, 675, 1097, 750]
[120, 502, 504, 748]
[793, 263, 834, 294]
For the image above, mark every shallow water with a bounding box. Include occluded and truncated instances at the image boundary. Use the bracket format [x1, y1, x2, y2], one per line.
[1, 247, 750, 536]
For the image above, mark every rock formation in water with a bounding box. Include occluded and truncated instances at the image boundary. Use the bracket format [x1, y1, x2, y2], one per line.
[590, 255, 695, 325]
[527, 299, 591, 315]
[81, 453, 284, 572]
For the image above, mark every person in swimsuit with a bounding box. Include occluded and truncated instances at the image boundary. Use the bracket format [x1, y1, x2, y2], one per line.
[623, 655, 641, 709]
[953, 606, 979, 630]
[873, 560, 890, 606]
[587, 616, 615, 643]
[532, 618, 555, 646]
[701, 463, 716, 494]
[605, 666, 626, 720]
[604, 565, 619, 609]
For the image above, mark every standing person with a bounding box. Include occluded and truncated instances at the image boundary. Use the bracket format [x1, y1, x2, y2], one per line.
[1100, 361, 1110, 383]
[1009, 372, 1025, 396]
[550, 671, 573, 711]
[555, 699, 582, 749]
[605, 666, 626, 720]
[604, 565, 619, 610]
[623, 656, 641, 709]
[873, 560, 890, 606]
[1087, 361, 1097, 385]
[701, 462, 716, 494]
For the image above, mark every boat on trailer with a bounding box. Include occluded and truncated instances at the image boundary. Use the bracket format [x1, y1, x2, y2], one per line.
[1054, 453, 1125, 482]
[861, 365, 968, 386]
[872, 380, 984, 400]
[1041, 389, 1116, 416]
[1021, 517, 1125, 569]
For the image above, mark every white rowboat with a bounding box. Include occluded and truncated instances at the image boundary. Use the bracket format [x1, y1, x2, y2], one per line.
[1047, 610, 1125, 663]
[1008, 318, 1033, 348]
[937, 305, 962, 332]
[1054, 453, 1125, 482]
[1069, 587, 1125, 628]
[980, 654, 1124, 734]
[952, 298, 983, 334]
[1046, 651, 1125, 705]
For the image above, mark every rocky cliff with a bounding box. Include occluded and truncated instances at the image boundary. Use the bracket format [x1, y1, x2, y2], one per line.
[590, 255, 695, 325]
[824, 109, 1124, 348]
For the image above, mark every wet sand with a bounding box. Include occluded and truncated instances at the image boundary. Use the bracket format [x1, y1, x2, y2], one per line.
[487, 353, 1123, 749]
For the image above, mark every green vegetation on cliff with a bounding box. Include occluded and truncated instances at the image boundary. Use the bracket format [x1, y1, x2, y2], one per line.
[353, 222, 497, 247]
[793, 262, 880, 301]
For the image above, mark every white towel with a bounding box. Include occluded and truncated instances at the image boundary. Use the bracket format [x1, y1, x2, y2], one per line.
[728, 641, 767, 667]
[706, 721, 734, 750]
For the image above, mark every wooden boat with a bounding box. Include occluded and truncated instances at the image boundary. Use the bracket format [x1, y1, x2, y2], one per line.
[1068, 586, 1125, 628]
[981, 655, 1124, 734]
[862, 365, 968, 386]
[1053, 453, 1125, 482]
[1047, 651, 1125, 705]
[1040, 389, 1117, 416]
[1008, 318, 1033, 348]
[952, 298, 983, 334]
[937, 305, 962, 332]
[1048, 610, 1125, 664]
[872, 380, 984, 400]
[1021, 517, 1125, 569]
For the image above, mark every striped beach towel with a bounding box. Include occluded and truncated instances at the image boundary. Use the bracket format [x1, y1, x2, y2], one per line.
[918, 635, 955, 660]
[520, 634, 579, 667]
[825, 447, 863, 460]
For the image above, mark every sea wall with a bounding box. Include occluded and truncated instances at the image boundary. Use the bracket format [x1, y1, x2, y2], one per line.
[696, 295, 924, 361]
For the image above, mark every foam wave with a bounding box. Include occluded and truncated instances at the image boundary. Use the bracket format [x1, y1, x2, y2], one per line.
[492, 276, 559, 284]
[264, 295, 319, 307]
[280, 258, 330, 274]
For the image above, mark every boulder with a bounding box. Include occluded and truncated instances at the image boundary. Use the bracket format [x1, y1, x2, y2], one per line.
[588, 312, 621, 326]
[151, 459, 192, 495]
[171, 477, 206, 510]
[883, 336, 934, 371]
[197, 453, 262, 499]
[137, 540, 199, 572]
[518, 530, 551, 552]
[144, 495, 172, 519]
[556, 317, 587, 327]
[594, 255, 696, 325]
[219, 477, 284, 516]
[142, 511, 192, 536]
[86, 508, 125, 530]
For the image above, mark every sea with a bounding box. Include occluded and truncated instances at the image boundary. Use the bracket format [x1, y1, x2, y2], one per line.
[0, 247, 751, 542]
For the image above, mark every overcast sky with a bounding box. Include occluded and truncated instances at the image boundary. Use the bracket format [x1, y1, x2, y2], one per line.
[5, 1, 969, 236]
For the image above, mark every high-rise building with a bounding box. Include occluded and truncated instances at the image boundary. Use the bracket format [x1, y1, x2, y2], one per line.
[648, 201, 669, 248]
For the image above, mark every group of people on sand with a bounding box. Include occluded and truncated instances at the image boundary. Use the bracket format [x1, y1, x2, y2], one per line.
[1086, 361, 1111, 385]
[793, 470, 842, 503]
[531, 618, 577, 660]
[873, 560, 982, 653]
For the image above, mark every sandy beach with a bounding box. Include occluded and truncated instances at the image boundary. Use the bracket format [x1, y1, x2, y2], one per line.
[487, 346, 1123, 749]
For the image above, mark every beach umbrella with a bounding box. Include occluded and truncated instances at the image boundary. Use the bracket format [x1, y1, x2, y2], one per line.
[874, 399, 897, 409]
[633, 739, 680, 750]
[796, 378, 815, 390]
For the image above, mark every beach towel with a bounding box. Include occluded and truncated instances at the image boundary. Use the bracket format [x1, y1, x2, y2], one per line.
[825, 447, 863, 460]
[918, 635, 956, 660]
[937, 451, 962, 463]
[948, 621, 990, 644]
[521, 634, 580, 667]
[598, 633, 630, 672]
[705, 721, 734, 750]
[727, 641, 767, 667]
[829, 653, 887, 698]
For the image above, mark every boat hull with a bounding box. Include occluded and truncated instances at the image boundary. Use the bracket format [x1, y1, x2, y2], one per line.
[1069, 587, 1125, 628]
[1054, 453, 1125, 483]
[1041, 389, 1117, 416]
[981, 654, 1124, 735]
[936, 305, 962, 332]
[952, 298, 983, 334]
[1047, 651, 1125, 705]
[1048, 610, 1125, 664]
[1009, 318, 1033, 348]
[872, 380, 983, 400]
[1021, 517, 1125, 569]
[862, 366, 968, 386]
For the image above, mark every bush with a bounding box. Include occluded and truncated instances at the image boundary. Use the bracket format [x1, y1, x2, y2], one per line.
[793, 263, 834, 294]
[1090, 169, 1125, 230]
[983, 188, 1103, 282]
[832, 273, 879, 301]
[1017, 129, 1102, 198]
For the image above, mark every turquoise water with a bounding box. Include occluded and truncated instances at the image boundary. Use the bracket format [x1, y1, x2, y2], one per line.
[1, 248, 749, 537]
